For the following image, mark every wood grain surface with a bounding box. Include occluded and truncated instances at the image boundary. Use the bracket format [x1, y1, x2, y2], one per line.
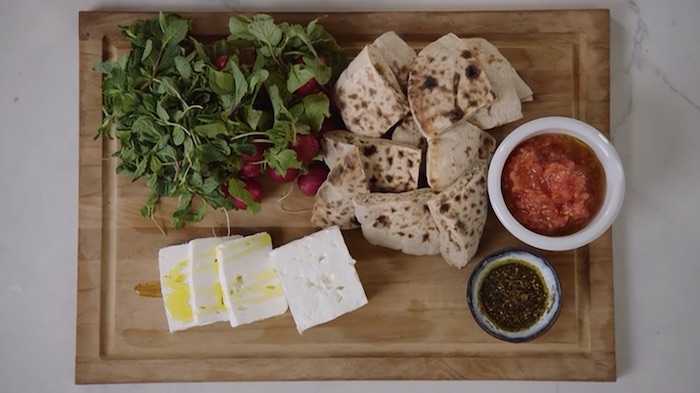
[77, 10, 614, 383]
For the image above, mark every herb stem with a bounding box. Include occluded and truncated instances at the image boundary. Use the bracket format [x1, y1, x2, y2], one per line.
[231, 131, 268, 140]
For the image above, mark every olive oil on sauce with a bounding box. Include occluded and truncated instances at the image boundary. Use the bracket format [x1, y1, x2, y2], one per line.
[479, 261, 548, 332]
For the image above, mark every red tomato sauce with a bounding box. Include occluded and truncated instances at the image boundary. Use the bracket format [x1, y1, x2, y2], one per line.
[501, 133, 606, 236]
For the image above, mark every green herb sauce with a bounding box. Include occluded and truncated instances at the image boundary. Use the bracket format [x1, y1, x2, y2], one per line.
[479, 260, 548, 332]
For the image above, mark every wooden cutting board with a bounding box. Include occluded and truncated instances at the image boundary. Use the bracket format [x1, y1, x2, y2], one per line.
[77, 10, 613, 383]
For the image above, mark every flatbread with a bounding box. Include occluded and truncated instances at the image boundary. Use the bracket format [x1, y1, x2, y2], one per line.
[428, 163, 488, 268]
[426, 122, 481, 190]
[311, 147, 368, 229]
[371, 31, 416, 93]
[391, 115, 424, 147]
[462, 38, 530, 129]
[407, 33, 495, 138]
[478, 130, 497, 163]
[354, 189, 441, 255]
[335, 45, 409, 137]
[323, 130, 420, 192]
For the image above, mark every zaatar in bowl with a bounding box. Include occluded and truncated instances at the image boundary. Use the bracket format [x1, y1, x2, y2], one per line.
[467, 249, 561, 342]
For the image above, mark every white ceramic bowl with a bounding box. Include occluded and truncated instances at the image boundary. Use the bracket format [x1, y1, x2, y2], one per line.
[487, 117, 625, 251]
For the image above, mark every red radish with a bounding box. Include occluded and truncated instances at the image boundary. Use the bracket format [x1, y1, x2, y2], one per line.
[239, 162, 262, 178]
[292, 134, 321, 165]
[241, 143, 266, 163]
[267, 167, 300, 183]
[214, 55, 229, 70]
[222, 178, 263, 210]
[295, 78, 320, 97]
[297, 162, 329, 196]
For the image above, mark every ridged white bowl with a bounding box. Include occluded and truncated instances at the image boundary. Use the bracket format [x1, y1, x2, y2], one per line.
[487, 117, 625, 251]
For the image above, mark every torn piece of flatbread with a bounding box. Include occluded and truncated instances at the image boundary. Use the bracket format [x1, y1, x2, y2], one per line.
[371, 31, 416, 93]
[426, 122, 497, 191]
[462, 38, 531, 129]
[428, 163, 488, 268]
[323, 130, 420, 192]
[354, 189, 441, 255]
[426, 122, 481, 191]
[312, 147, 368, 229]
[335, 45, 409, 138]
[391, 115, 424, 147]
[407, 33, 495, 138]
[464, 38, 532, 102]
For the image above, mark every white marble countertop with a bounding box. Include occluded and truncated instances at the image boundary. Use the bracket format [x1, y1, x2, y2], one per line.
[1, 0, 699, 392]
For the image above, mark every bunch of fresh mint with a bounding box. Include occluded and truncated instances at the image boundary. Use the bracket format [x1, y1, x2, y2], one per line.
[96, 13, 344, 228]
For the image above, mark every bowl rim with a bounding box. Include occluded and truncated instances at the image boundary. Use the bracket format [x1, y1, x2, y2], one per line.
[466, 249, 562, 343]
[487, 116, 625, 251]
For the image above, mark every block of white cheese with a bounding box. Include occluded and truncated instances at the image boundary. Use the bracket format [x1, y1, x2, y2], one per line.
[271, 226, 368, 333]
[158, 244, 197, 332]
[216, 233, 288, 327]
[189, 236, 239, 326]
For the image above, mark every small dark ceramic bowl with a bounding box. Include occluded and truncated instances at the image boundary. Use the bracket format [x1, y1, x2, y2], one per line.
[467, 249, 561, 343]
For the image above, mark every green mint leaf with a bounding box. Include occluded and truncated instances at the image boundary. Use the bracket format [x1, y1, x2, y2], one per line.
[228, 60, 248, 110]
[286, 24, 318, 57]
[172, 127, 185, 145]
[300, 92, 330, 132]
[247, 15, 282, 47]
[192, 204, 208, 222]
[156, 101, 169, 121]
[190, 172, 203, 187]
[141, 39, 153, 61]
[265, 147, 301, 175]
[184, 138, 194, 160]
[158, 12, 168, 33]
[149, 155, 162, 173]
[193, 121, 227, 138]
[248, 69, 269, 95]
[208, 68, 234, 95]
[132, 116, 161, 141]
[267, 85, 288, 121]
[228, 16, 254, 40]
[157, 145, 177, 162]
[173, 56, 192, 80]
[303, 56, 331, 85]
[242, 105, 263, 130]
[286, 64, 315, 93]
[94, 60, 114, 74]
[227, 178, 261, 213]
[163, 17, 189, 46]
[202, 176, 220, 193]
[134, 155, 149, 178]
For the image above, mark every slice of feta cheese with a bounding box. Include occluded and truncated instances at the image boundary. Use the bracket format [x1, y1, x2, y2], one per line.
[216, 233, 288, 327]
[271, 226, 368, 333]
[159, 244, 197, 332]
[189, 236, 238, 326]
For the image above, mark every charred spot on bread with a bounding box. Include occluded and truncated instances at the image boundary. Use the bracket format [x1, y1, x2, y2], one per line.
[376, 215, 390, 227]
[447, 107, 465, 122]
[363, 145, 378, 157]
[422, 75, 438, 90]
[465, 64, 481, 80]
